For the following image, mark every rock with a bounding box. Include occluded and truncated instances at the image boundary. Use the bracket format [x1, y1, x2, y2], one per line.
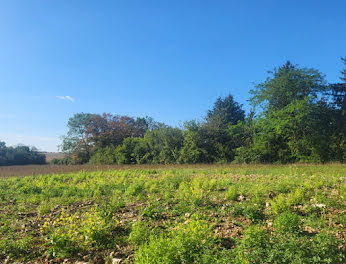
[4, 256, 10, 264]
[312, 203, 326, 208]
[112, 258, 122, 264]
[238, 195, 246, 201]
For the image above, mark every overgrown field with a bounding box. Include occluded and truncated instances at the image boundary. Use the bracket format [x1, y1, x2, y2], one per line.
[0, 164, 345, 263]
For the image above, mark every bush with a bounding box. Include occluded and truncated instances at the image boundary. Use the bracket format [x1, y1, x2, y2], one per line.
[274, 211, 301, 233]
[89, 145, 117, 164]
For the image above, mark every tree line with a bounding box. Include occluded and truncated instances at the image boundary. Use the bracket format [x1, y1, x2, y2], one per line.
[0, 142, 46, 166]
[59, 59, 345, 165]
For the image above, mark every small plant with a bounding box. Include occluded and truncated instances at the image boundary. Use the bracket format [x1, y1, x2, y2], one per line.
[287, 187, 306, 205]
[38, 201, 52, 216]
[235, 225, 271, 263]
[128, 221, 151, 247]
[140, 203, 164, 220]
[42, 207, 117, 258]
[271, 194, 290, 215]
[225, 185, 238, 201]
[232, 204, 264, 223]
[243, 205, 265, 223]
[274, 211, 301, 233]
[134, 215, 217, 264]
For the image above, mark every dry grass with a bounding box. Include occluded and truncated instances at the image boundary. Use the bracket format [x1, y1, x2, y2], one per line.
[0, 162, 343, 179]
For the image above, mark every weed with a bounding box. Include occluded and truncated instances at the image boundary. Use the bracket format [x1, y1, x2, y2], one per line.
[274, 211, 301, 233]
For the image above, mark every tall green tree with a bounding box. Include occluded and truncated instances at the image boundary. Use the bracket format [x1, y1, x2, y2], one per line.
[249, 61, 327, 163]
[323, 57, 346, 161]
[250, 61, 326, 111]
[60, 113, 95, 159]
[204, 94, 245, 162]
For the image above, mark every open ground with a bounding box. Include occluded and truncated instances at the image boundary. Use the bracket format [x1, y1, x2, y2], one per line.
[0, 164, 345, 263]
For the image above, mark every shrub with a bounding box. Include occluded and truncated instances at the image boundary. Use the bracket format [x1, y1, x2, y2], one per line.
[274, 211, 301, 233]
[89, 145, 117, 164]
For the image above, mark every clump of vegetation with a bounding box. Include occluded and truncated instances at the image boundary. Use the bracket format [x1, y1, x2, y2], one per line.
[225, 185, 239, 201]
[271, 193, 290, 215]
[134, 215, 218, 264]
[42, 207, 118, 258]
[274, 211, 301, 233]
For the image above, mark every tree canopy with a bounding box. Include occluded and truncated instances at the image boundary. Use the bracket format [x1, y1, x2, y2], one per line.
[59, 59, 345, 165]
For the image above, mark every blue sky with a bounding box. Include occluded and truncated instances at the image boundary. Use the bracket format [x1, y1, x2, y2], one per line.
[0, 0, 345, 152]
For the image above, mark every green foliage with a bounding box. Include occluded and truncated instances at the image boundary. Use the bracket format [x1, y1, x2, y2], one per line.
[42, 207, 117, 257]
[287, 187, 306, 205]
[115, 138, 142, 164]
[235, 225, 271, 263]
[225, 185, 238, 201]
[274, 211, 301, 233]
[232, 204, 264, 223]
[50, 157, 72, 165]
[0, 236, 33, 259]
[134, 215, 216, 264]
[271, 193, 290, 215]
[57, 59, 346, 165]
[128, 221, 151, 247]
[0, 142, 45, 166]
[89, 145, 117, 164]
[0, 165, 345, 263]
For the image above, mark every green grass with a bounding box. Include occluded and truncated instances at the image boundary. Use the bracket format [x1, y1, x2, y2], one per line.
[0, 164, 345, 263]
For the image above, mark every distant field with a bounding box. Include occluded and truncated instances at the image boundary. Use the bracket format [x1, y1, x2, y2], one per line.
[41, 152, 65, 163]
[0, 164, 345, 263]
[0, 163, 288, 178]
[0, 164, 201, 178]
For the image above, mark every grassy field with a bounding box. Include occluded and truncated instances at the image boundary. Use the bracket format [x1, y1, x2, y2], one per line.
[0, 164, 345, 263]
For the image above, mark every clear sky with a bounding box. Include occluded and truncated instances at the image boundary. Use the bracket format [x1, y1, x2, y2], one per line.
[0, 0, 345, 152]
